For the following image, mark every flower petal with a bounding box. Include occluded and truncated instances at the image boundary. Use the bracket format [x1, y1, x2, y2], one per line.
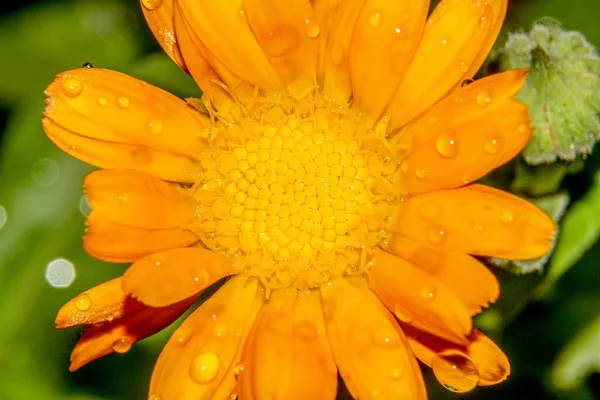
[321, 277, 427, 400]
[392, 69, 528, 152]
[43, 119, 202, 182]
[244, 0, 319, 97]
[149, 276, 263, 400]
[403, 324, 510, 387]
[387, 0, 504, 131]
[55, 277, 144, 329]
[388, 184, 556, 259]
[69, 295, 196, 371]
[397, 99, 531, 194]
[318, 0, 366, 102]
[238, 288, 337, 400]
[122, 248, 236, 308]
[178, 0, 284, 93]
[349, 0, 429, 119]
[44, 68, 209, 160]
[139, 0, 187, 70]
[388, 235, 499, 316]
[83, 210, 199, 263]
[84, 169, 197, 229]
[368, 250, 472, 344]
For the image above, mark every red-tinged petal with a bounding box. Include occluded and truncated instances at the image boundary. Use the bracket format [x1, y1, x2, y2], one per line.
[387, 0, 503, 132]
[55, 277, 145, 329]
[349, 0, 429, 119]
[238, 288, 337, 400]
[397, 100, 531, 195]
[368, 250, 472, 344]
[122, 248, 236, 308]
[403, 324, 510, 388]
[244, 0, 319, 98]
[43, 118, 202, 182]
[69, 295, 196, 371]
[149, 276, 263, 400]
[44, 68, 209, 160]
[140, 0, 187, 71]
[178, 0, 284, 94]
[84, 169, 197, 229]
[388, 236, 499, 316]
[83, 210, 199, 263]
[318, 0, 366, 102]
[321, 277, 427, 400]
[388, 184, 556, 260]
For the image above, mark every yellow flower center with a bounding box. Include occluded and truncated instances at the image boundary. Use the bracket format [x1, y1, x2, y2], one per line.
[192, 93, 398, 290]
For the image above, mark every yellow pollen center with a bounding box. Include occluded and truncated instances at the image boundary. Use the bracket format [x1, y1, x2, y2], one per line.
[192, 93, 398, 290]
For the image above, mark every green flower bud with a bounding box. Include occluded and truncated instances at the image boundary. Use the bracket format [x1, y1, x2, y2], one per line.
[500, 23, 600, 164]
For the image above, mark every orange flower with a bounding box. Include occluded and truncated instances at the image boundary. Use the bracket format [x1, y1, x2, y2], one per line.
[44, 0, 555, 398]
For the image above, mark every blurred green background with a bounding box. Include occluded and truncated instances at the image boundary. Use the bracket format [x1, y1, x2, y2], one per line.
[0, 0, 599, 399]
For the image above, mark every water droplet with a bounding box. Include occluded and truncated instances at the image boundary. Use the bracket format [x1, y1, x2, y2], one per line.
[212, 324, 229, 340]
[476, 91, 492, 107]
[461, 176, 471, 184]
[96, 97, 108, 107]
[142, 0, 163, 10]
[402, 10, 410, 19]
[478, 15, 490, 30]
[82, 62, 94, 69]
[400, 161, 409, 173]
[372, 327, 399, 349]
[74, 293, 91, 311]
[148, 394, 161, 400]
[459, 60, 469, 73]
[62, 78, 83, 97]
[368, 11, 383, 28]
[305, 19, 320, 38]
[234, 362, 244, 376]
[189, 353, 220, 384]
[420, 285, 437, 300]
[150, 252, 167, 267]
[116, 96, 130, 109]
[390, 367, 404, 380]
[45, 258, 76, 288]
[112, 337, 132, 353]
[118, 193, 129, 203]
[471, 220, 484, 232]
[432, 352, 480, 393]
[428, 225, 446, 244]
[517, 124, 528, 133]
[453, 95, 463, 104]
[415, 167, 427, 179]
[483, 137, 501, 155]
[147, 118, 163, 136]
[502, 211, 515, 224]
[436, 131, 459, 158]
[172, 326, 194, 347]
[263, 29, 295, 57]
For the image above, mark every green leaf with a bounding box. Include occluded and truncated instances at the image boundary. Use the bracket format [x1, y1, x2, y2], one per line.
[0, 0, 142, 105]
[552, 312, 600, 390]
[536, 171, 600, 296]
[489, 192, 569, 274]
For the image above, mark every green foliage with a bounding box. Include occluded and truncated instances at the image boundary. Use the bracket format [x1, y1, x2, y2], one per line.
[500, 24, 600, 164]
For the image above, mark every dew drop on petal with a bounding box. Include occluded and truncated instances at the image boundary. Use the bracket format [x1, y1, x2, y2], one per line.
[150, 252, 167, 267]
[118, 193, 129, 204]
[459, 60, 469, 73]
[390, 367, 404, 381]
[420, 285, 437, 300]
[436, 131, 459, 159]
[142, 0, 163, 10]
[517, 124, 528, 133]
[189, 353, 220, 384]
[112, 337, 132, 353]
[476, 91, 492, 107]
[96, 97, 108, 107]
[428, 225, 446, 244]
[148, 394, 161, 400]
[432, 352, 480, 393]
[461, 176, 471, 184]
[62, 78, 83, 97]
[234, 362, 244, 376]
[82, 62, 94, 69]
[147, 118, 163, 136]
[74, 293, 92, 311]
[116, 96, 130, 109]
[171, 326, 194, 347]
[263, 30, 294, 57]
[368, 11, 382, 28]
[304, 19, 320, 38]
[502, 211, 515, 224]
[402, 10, 410, 19]
[483, 138, 501, 155]
[453, 95, 463, 104]
[372, 327, 400, 349]
[415, 167, 427, 180]
[212, 324, 229, 340]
